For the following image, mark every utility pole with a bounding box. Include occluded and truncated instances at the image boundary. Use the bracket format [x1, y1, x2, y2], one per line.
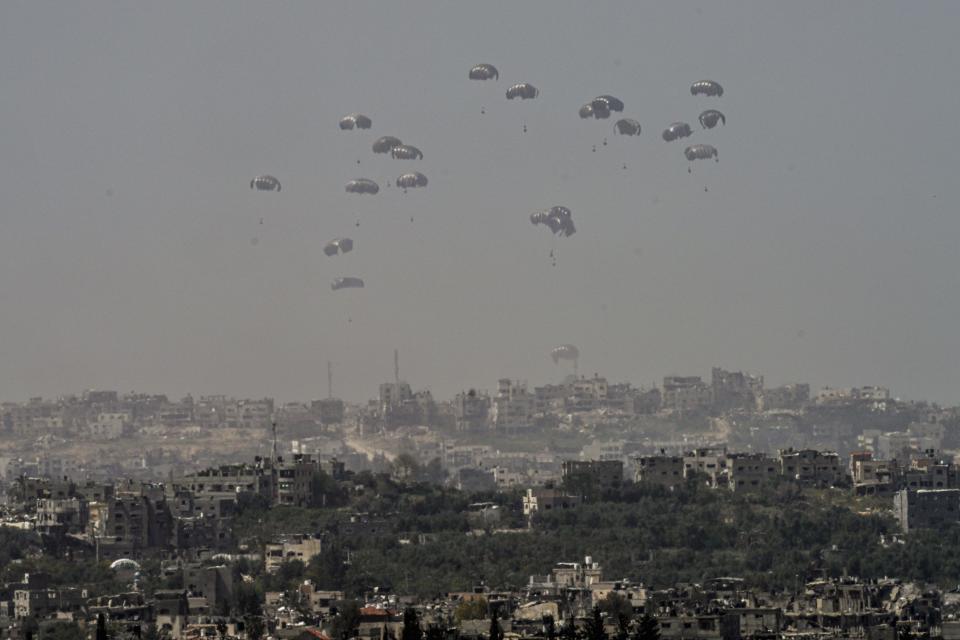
[271, 420, 278, 464]
[327, 361, 333, 399]
[394, 349, 400, 385]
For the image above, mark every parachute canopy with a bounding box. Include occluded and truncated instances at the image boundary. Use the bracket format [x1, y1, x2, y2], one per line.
[250, 175, 281, 192]
[592, 95, 625, 112]
[339, 113, 372, 130]
[372, 136, 403, 154]
[699, 109, 725, 129]
[110, 559, 141, 571]
[691, 80, 724, 97]
[614, 119, 641, 136]
[506, 83, 539, 100]
[551, 344, 580, 364]
[332, 277, 364, 291]
[578, 104, 595, 119]
[684, 144, 719, 161]
[345, 178, 379, 194]
[324, 238, 354, 257]
[390, 144, 423, 160]
[396, 172, 428, 189]
[531, 206, 576, 237]
[662, 122, 693, 142]
[469, 63, 499, 80]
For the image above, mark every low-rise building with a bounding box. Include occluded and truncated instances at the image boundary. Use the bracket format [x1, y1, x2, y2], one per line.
[894, 488, 960, 532]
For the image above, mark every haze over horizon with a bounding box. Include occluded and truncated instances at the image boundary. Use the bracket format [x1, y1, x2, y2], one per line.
[1, 2, 958, 405]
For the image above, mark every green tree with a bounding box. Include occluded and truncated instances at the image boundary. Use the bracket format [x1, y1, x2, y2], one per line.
[488, 608, 503, 640]
[584, 606, 607, 640]
[401, 608, 423, 640]
[96, 613, 108, 640]
[330, 601, 361, 640]
[454, 598, 488, 622]
[634, 614, 659, 640]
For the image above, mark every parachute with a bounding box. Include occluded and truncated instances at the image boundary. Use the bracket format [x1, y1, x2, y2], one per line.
[684, 144, 719, 161]
[578, 104, 595, 119]
[339, 113, 372, 130]
[110, 559, 141, 571]
[396, 172, 428, 189]
[613, 119, 641, 136]
[345, 178, 379, 194]
[699, 109, 725, 129]
[372, 136, 403, 154]
[662, 122, 693, 142]
[250, 175, 281, 192]
[390, 145, 423, 160]
[332, 277, 364, 291]
[469, 63, 499, 80]
[551, 344, 580, 364]
[323, 238, 354, 257]
[691, 80, 724, 97]
[592, 95, 625, 113]
[531, 206, 576, 237]
[505, 83, 539, 100]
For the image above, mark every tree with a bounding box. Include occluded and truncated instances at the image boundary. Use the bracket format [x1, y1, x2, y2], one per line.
[96, 613, 108, 640]
[454, 598, 488, 622]
[634, 614, 660, 640]
[584, 606, 607, 640]
[488, 608, 503, 640]
[401, 608, 423, 640]
[330, 600, 361, 640]
[542, 615, 557, 640]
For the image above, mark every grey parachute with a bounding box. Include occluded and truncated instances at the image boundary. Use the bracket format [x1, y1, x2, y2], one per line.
[339, 113, 372, 130]
[323, 238, 354, 257]
[614, 119, 641, 136]
[550, 344, 580, 364]
[662, 122, 693, 142]
[250, 175, 281, 192]
[331, 277, 364, 291]
[469, 63, 499, 80]
[691, 80, 724, 97]
[345, 178, 379, 194]
[396, 172, 428, 189]
[390, 145, 423, 160]
[372, 136, 403, 154]
[578, 104, 596, 119]
[684, 144, 719, 161]
[506, 83, 539, 100]
[699, 109, 725, 129]
[531, 206, 576, 237]
[592, 95, 625, 112]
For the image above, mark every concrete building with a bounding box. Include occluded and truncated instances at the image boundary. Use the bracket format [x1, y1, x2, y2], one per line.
[894, 488, 960, 532]
[265, 534, 323, 573]
[779, 449, 844, 487]
[760, 383, 810, 411]
[452, 390, 490, 432]
[522, 487, 582, 516]
[711, 367, 763, 412]
[727, 453, 779, 492]
[561, 460, 623, 498]
[635, 455, 685, 489]
[492, 379, 535, 431]
[661, 376, 713, 414]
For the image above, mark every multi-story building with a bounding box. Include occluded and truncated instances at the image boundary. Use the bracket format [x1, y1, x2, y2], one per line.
[635, 456, 685, 489]
[522, 487, 582, 516]
[894, 488, 960, 532]
[36, 497, 89, 536]
[778, 449, 844, 487]
[265, 534, 323, 573]
[760, 383, 810, 411]
[561, 460, 623, 498]
[661, 376, 713, 414]
[453, 390, 490, 432]
[727, 453, 779, 492]
[492, 379, 535, 431]
[711, 367, 763, 412]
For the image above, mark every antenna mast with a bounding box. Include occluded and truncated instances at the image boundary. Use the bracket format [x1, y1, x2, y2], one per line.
[271, 420, 278, 464]
[394, 349, 400, 385]
[328, 361, 333, 399]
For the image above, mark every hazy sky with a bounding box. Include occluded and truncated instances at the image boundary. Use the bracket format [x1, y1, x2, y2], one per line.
[1, 1, 959, 404]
